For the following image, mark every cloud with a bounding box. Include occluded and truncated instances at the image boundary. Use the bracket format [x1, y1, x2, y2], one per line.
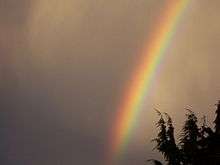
[1, 1, 220, 165]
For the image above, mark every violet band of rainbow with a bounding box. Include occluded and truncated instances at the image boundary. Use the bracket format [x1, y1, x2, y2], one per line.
[107, 0, 190, 164]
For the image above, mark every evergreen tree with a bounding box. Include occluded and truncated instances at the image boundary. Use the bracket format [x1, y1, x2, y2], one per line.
[152, 110, 168, 160]
[179, 110, 200, 164]
[152, 111, 181, 165]
[209, 101, 220, 164]
[195, 116, 213, 165]
[164, 113, 181, 165]
[151, 101, 220, 165]
[214, 101, 220, 135]
[147, 159, 163, 165]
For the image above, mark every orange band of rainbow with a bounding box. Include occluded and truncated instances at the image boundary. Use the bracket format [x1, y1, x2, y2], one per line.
[107, 1, 189, 164]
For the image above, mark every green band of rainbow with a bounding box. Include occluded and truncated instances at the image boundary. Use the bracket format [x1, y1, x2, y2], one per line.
[107, 0, 190, 164]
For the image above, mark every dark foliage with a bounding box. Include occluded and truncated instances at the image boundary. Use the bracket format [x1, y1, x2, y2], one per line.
[151, 101, 220, 165]
[179, 110, 199, 164]
[147, 159, 163, 165]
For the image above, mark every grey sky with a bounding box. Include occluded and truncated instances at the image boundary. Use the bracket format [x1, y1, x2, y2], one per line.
[0, 1, 220, 165]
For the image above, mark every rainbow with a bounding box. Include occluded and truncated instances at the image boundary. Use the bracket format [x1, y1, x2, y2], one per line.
[107, 0, 189, 164]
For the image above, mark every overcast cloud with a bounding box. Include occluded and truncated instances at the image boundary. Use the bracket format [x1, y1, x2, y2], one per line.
[0, 1, 220, 165]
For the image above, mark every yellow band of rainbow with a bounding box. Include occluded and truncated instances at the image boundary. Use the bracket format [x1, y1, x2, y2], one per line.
[107, 0, 190, 164]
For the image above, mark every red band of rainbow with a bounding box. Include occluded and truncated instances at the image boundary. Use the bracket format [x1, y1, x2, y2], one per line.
[107, 1, 190, 164]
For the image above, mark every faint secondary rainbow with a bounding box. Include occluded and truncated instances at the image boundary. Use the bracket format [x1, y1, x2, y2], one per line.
[107, 0, 190, 164]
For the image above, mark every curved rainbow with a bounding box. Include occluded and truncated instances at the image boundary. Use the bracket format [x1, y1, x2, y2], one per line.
[107, 0, 190, 164]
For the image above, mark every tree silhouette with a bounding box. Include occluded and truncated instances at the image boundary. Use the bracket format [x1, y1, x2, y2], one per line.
[152, 110, 168, 160]
[150, 101, 220, 165]
[165, 113, 181, 165]
[179, 110, 199, 164]
[214, 101, 220, 134]
[147, 159, 163, 165]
